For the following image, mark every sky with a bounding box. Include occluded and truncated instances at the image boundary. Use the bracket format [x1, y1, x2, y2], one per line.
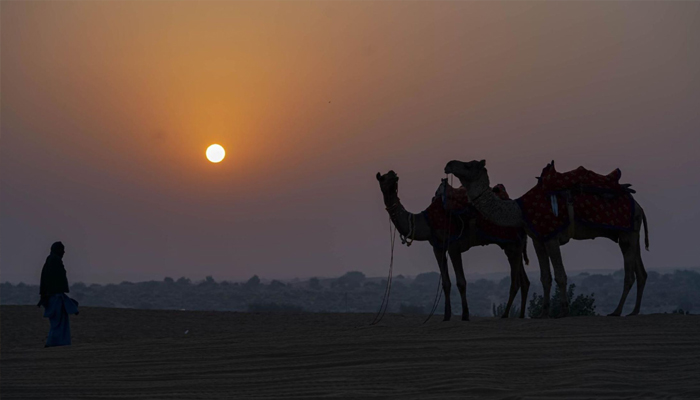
[2, 1, 699, 284]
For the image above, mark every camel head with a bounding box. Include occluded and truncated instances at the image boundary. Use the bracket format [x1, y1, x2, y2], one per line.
[376, 170, 399, 197]
[444, 160, 487, 184]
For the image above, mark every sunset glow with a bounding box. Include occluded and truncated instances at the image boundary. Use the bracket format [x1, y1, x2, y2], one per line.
[1, 1, 698, 285]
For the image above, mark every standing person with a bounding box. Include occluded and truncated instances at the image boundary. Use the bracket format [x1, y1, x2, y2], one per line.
[37, 241, 79, 347]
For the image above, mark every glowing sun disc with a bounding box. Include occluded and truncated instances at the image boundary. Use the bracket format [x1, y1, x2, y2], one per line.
[206, 144, 226, 163]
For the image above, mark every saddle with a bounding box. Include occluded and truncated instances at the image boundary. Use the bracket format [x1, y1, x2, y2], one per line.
[538, 161, 634, 197]
[517, 161, 636, 240]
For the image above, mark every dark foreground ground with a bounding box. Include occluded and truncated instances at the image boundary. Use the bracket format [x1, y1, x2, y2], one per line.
[2, 306, 699, 399]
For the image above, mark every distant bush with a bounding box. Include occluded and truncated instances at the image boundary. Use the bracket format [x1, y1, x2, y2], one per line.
[269, 280, 286, 289]
[332, 271, 365, 289]
[413, 272, 440, 286]
[245, 275, 261, 288]
[528, 284, 596, 318]
[308, 277, 322, 290]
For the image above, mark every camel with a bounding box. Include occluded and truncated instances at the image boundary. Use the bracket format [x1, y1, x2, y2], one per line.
[376, 170, 530, 320]
[444, 160, 649, 317]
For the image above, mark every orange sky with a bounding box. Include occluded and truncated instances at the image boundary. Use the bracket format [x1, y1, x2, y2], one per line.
[2, 1, 699, 283]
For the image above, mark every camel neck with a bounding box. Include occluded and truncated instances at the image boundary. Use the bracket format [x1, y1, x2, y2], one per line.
[460, 173, 523, 228]
[382, 193, 431, 242]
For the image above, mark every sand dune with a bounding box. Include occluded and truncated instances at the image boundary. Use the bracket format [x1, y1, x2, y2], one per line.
[2, 305, 700, 399]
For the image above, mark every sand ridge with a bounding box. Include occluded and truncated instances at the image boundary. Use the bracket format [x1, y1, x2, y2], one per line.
[2, 306, 699, 399]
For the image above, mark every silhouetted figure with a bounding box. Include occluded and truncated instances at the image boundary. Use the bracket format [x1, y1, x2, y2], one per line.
[37, 241, 79, 347]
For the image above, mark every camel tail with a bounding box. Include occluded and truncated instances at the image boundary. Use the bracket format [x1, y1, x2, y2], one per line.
[642, 209, 649, 251]
[522, 235, 530, 266]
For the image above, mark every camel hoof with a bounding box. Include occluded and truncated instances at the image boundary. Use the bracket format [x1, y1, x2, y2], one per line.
[607, 312, 621, 317]
[501, 314, 508, 319]
[462, 315, 470, 321]
[443, 315, 451, 322]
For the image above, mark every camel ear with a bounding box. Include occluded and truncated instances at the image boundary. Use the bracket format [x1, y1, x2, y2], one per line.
[479, 160, 486, 168]
[376, 172, 382, 181]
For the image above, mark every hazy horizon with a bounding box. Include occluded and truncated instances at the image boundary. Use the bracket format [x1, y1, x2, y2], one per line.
[5, 264, 700, 286]
[2, 2, 699, 285]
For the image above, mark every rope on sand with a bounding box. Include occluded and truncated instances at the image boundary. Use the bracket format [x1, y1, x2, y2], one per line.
[422, 274, 443, 324]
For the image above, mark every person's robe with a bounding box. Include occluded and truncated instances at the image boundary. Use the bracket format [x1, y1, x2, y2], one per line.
[43, 293, 79, 347]
[38, 253, 78, 347]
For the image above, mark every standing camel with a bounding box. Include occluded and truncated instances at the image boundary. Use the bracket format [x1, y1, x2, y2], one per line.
[376, 170, 529, 320]
[444, 160, 649, 317]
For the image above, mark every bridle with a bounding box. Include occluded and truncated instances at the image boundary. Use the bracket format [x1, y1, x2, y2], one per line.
[384, 198, 415, 247]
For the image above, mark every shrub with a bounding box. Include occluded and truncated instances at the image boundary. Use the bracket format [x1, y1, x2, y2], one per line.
[528, 284, 596, 318]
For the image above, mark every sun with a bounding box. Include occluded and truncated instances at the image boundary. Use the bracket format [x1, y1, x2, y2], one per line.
[206, 144, 225, 163]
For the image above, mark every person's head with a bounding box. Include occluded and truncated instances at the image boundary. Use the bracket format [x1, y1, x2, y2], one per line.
[50, 241, 65, 258]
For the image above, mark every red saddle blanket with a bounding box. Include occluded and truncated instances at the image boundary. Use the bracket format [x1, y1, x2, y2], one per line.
[516, 162, 635, 240]
[423, 182, 522, 244]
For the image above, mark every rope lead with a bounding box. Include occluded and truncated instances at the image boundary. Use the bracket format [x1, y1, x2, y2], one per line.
[370, 217, 396, 325]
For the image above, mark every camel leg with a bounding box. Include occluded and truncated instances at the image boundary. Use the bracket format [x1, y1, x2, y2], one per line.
[433, 247, 452, 321]
[448, 247, 469, 321]
[628, 241, 648, 316]
[502, 246, 522, 319]
[532, 239, 552, 318]
[628, 249, 647, 316]
[518, 257, 530, 319]
[609, 238, 636, 317]
[545, 240, 569, 318]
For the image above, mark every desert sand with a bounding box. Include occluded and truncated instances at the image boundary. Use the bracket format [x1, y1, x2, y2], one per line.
[2, 305, 699, 399]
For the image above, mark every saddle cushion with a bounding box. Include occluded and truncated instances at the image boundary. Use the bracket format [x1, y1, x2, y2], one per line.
[539, 163, 626, 194]
[516, 163, 635, 240]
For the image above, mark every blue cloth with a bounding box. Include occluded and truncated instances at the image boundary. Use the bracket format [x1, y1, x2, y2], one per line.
[43, 293, 79, 347]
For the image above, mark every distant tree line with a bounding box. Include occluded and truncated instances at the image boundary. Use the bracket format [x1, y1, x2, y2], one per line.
[2, 270, 699, 317]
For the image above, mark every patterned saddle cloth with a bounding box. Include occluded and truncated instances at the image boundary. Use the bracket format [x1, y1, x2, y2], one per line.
[516, 161, 635, 240]
[423, 180, 522, 244]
